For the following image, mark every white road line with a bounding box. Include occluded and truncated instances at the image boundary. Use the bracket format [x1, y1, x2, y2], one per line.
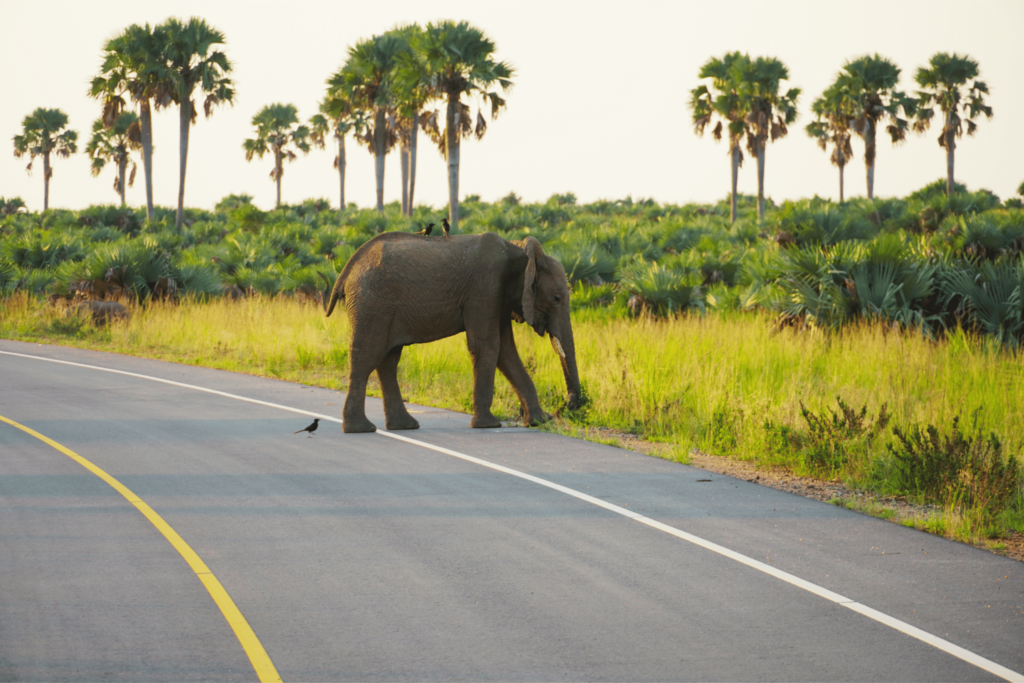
[2, 348, 1021, 683]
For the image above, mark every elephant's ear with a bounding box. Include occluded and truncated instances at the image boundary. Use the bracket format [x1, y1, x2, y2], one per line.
[518, 236, 543, 326]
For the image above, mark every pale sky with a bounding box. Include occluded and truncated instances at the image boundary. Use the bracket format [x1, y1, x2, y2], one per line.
[2, 0, 1022, 213]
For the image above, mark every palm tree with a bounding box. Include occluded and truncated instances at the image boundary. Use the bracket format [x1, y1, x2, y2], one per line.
[12, 108, 78, 210]
[89, 23, 173, 221]
[841, 55, 916, 200]
[243, 104, 311, 208]
[690, 52, 750, 223]
[736, 56, 800, 221]
[805, 79, 856, 203]
[0, 197, 27, 217]
[160, 16, 235, 230]
[85, 111, 142, 206]
[913, 53, 993, 197]
[416, 20, 514, 231]
[310, 94, 365, 214]
[328, 33, 409, 214]
[390, 24, 436, 217]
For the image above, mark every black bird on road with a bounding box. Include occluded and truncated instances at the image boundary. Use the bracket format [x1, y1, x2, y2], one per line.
[294, 418, 319, 437]
[416, 223, 434, 236]
[442, 217, 451, 239]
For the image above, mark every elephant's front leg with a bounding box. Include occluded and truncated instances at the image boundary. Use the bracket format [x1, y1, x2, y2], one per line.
[497, 321, 552, 426]
[376, 346, 420, 430]
[465, 329, 502, 429]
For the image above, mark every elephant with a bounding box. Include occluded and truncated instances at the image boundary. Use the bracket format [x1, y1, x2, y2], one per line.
[322, 231, 581, 433]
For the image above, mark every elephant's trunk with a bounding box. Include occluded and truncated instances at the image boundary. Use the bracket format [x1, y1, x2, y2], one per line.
[550, 321, 582, 411]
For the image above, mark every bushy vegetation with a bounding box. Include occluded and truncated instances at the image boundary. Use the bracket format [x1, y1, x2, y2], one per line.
[11, 180, 1023, 345]
[2, 180, 1023, 545]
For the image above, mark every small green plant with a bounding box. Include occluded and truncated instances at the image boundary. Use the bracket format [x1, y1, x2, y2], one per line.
[557, 381, 592, 424]
[760, 419, 801, 463]
[47, 312, 91, 337]
[296, 344, 315, 369]
[667, 444, 691, 464]
[704, 400, 739, 453]
[1001, 492, 1024, 533]
[325, 345, 348, 370]
[264, 349, 285, 377]
[887, 411, 1021, 525]
[799, 397, 889, 477]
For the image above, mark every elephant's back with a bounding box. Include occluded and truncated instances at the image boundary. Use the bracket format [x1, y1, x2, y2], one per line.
[352, 231, 509, 272]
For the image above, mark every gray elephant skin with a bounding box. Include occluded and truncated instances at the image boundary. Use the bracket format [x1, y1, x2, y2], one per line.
[323, 231, 581, 433]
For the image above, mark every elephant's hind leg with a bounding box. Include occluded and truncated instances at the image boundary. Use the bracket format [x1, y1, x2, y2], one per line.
[465, 328, 503, 429]
[376, 346, 420, 430]
[343, 338, 384, 433]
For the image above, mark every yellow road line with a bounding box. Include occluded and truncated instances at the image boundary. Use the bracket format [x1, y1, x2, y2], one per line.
[0, 414, 283, 683]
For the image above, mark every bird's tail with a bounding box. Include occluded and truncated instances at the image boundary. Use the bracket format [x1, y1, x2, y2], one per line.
[293, 428, 305, 434]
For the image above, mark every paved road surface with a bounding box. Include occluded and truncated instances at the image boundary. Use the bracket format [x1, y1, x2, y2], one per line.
[1, 339, 1021, 682]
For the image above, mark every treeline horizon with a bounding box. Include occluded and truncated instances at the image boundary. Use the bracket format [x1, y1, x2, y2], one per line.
[8, 16, 1000, 226]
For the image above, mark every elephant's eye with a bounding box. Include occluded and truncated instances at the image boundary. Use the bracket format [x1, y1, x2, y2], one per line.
[554, 295, 561, 303]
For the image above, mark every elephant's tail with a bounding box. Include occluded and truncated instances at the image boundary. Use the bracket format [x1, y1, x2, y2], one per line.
[319, 272, 346, 318]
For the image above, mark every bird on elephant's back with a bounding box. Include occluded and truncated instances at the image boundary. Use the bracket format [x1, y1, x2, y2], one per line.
[321, 231, 581, 434]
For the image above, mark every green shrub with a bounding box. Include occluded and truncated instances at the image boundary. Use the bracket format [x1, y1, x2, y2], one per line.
[0, 259, 19, 293]
[799, 397, 889, 477]
[77, 205, 143, 234]
[548, 237, 617, 285]
[941, 261, 1024, 347]
[216, 193, 254, 212]
[908, 178, 969, 202]
[888, 412, 1021, 522]
[3, 230, 86, 269]
[570, 282, 615, 310]
[773, 199, 876, 247]
[618, 259, 704, 318]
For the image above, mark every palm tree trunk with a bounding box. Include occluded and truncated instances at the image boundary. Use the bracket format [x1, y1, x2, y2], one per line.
[176, 100, 191, 231]
[118, 156, 127, 207]
[337, 134, 346, 213]
[408, 113, 420, 217]
[864, 119, 876, 200]
[729, 142, 740, 223]
[42, 153, 51, 211]
[838, 161, 845, 204]
[140, 100, 154, 221]
[400, 140, 409, 215]
[373, 108, 386, 214]
[275, 149, 282, 208]
[756, 137, 766, 221]
[445, 92, 460, 230]
[945, 112, 956, 196]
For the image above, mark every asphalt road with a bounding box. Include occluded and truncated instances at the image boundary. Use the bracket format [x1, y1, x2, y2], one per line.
[1, 338, 1022, 682]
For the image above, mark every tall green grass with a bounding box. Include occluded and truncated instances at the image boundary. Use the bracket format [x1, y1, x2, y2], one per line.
[1, 293, 1021, 541]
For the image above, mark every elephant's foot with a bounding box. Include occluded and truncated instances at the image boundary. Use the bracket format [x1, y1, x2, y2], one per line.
[524, 409, 553, 427]
[385, 413, 420, 430]
[471, 413, 502, 429]
[342, 415, 377, 433]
